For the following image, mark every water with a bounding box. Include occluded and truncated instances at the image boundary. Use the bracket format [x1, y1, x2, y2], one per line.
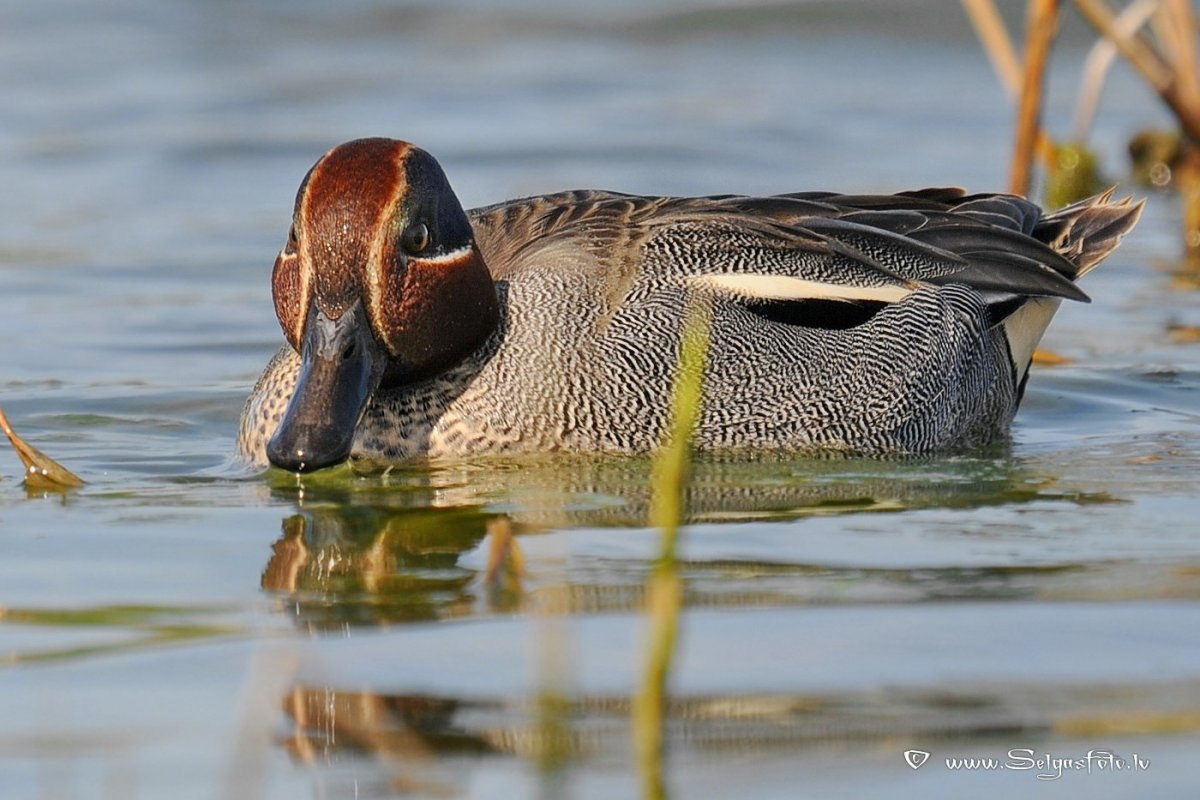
[2, 2, 1199, 798]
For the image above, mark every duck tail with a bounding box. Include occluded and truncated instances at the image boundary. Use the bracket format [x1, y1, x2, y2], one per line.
[1036, 189, 1145, 279]
[1001, 190, 1142, 391]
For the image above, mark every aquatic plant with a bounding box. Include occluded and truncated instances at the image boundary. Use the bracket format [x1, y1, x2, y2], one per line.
[0, 406, 84, 490]
[966, 0, 1200, 261]
[634, 297, 712, 800]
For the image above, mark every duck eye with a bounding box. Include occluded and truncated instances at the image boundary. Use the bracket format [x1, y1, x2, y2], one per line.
[402, 222, 431, 254]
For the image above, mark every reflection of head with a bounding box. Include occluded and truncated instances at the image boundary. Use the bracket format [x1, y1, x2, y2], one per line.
[261, 506, 491, 630]
[282, 685, 494, 794]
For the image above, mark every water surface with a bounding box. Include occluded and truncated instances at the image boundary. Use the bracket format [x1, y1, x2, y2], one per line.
[2, 2, 1199, 798]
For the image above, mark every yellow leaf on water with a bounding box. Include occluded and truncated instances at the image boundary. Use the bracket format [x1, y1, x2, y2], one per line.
[1032, 348, 1074, 366]
[0, 406, 85, 490]
[1168, 324, 1200, 344]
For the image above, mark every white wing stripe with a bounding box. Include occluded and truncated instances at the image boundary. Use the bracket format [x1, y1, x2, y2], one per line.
[689, 273, 913, 304]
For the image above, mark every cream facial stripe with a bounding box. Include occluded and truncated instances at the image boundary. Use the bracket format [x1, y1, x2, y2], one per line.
[290, 164, 319, 340]
[414, 244, 475, 266]
[364, 143, 415, 331]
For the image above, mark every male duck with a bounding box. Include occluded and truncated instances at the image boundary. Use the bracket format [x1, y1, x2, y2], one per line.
[238, 138, 1141, 473]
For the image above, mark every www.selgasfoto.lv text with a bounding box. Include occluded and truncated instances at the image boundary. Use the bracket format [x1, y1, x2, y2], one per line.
[943, 748, 1150, 780]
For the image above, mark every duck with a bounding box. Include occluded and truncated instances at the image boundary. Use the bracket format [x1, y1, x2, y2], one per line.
[238, 137, 1142, 473]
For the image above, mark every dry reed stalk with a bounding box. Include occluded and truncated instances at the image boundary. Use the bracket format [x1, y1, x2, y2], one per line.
[1011, 0, 1061, 196]
[1074, 0, 1200, 139]
[963, 0, 1025, 92]
[963, 0, 1058, 184]
[1073, 0, 1159, 140]
[1077, 0, 1200, 259]
[1159, 0, 1200, 111]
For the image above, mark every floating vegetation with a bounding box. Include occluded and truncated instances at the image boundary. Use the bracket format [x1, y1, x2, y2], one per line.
[0, 405, 84, 490]
[1046, 141, 1106, 211]
[1, 604, 236, 665]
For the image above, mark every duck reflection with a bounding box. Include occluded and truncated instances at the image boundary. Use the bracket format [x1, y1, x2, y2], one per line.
[278, 685, 510, 798]
[260, 452, 1116, 630]
[262, 449, 1083, 529]
[277, 676, 1200, 797]
[261, 506, 497, 629]
[282, 686, 494, 764]
[259, 453, 1132, 791]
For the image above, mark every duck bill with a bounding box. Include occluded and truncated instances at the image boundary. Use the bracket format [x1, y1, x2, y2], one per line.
[267, 301, 384, 473]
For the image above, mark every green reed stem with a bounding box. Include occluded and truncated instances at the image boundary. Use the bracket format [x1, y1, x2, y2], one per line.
[634, 296, 712, 800]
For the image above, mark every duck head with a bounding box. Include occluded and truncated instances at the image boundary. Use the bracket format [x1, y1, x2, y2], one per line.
[266, 138, 499, 473]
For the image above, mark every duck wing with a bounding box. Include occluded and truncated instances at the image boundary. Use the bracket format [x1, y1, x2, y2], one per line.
[690, 193, 1089, 303]
[470, 189, 1137, 330]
